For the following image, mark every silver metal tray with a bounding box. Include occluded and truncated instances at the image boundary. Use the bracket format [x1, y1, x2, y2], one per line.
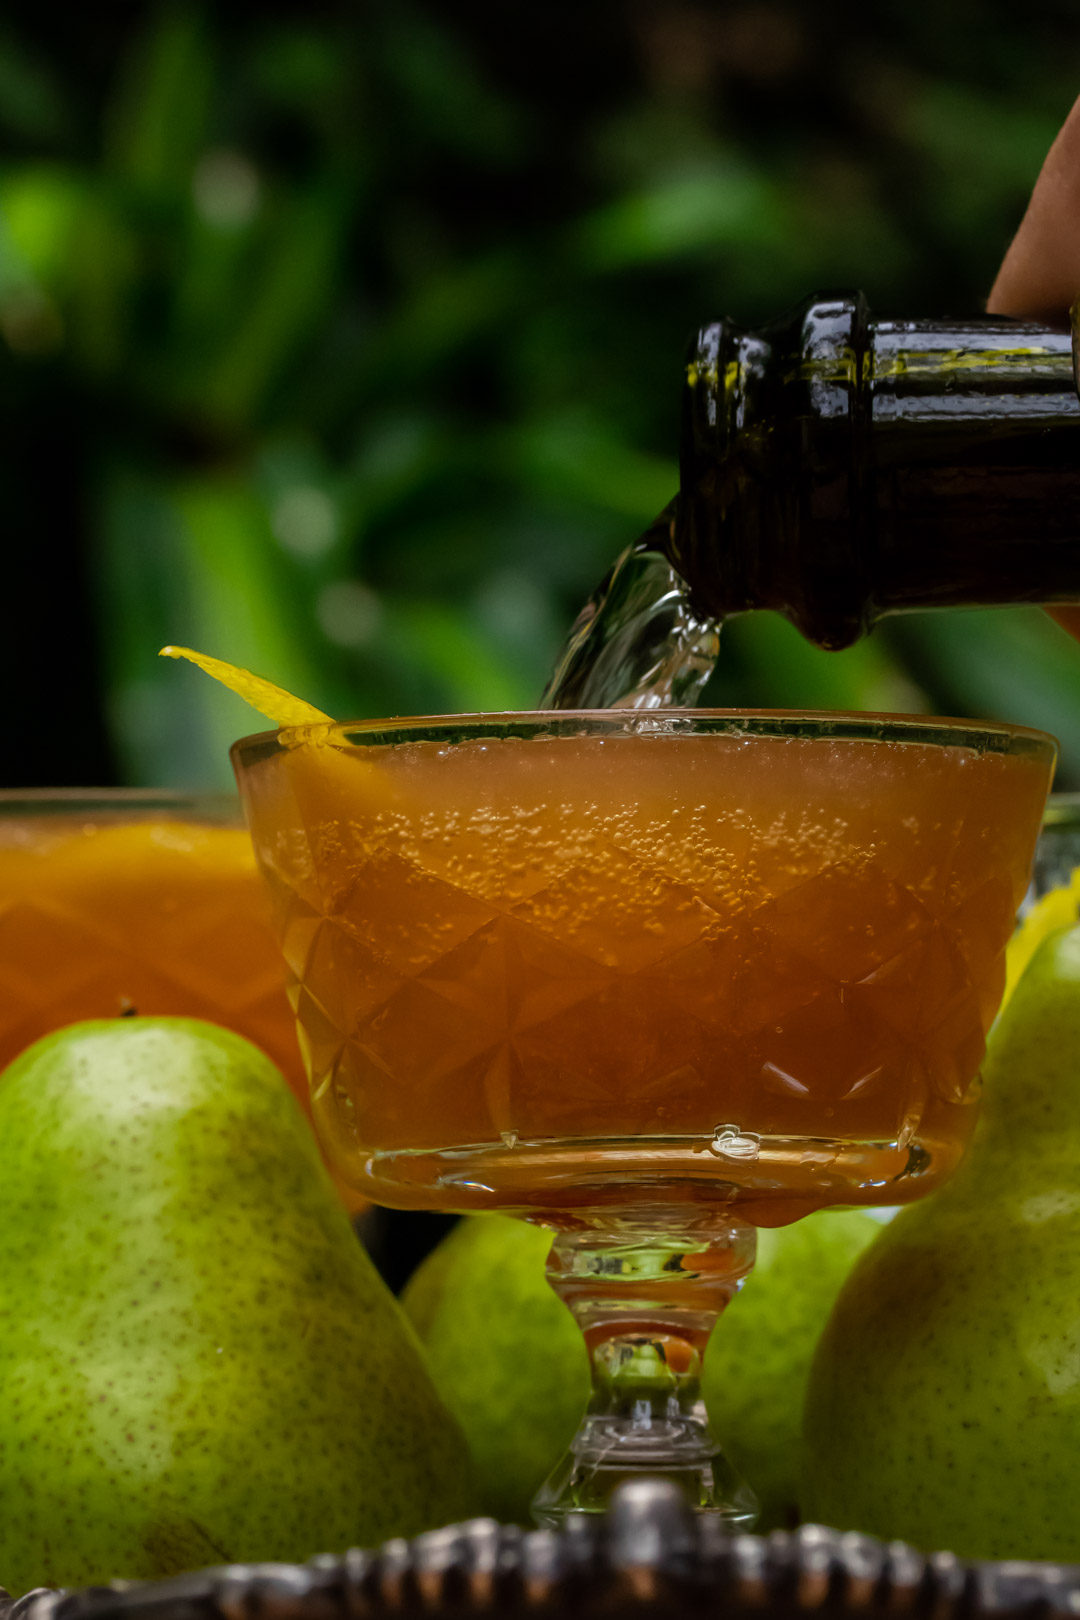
[3, 1482, 1078, 1620]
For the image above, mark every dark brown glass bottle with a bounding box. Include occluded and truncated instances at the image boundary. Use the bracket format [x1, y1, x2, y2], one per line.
[671, 292, 1080, 649]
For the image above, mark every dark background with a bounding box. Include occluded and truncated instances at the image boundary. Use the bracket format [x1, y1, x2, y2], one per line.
[6, 0, 1080, 787]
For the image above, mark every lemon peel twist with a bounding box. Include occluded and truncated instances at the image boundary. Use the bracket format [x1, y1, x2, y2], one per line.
[159, 646, 332, 729]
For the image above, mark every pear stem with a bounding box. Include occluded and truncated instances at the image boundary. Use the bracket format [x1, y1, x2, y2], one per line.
[531, 1209, 759, 1525]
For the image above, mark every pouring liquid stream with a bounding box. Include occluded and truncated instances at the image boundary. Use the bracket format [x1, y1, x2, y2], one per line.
[539, 510, 1080, 714]
[540, 503, 720, 710]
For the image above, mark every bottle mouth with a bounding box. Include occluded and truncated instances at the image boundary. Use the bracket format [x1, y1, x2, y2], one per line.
[677, 293, 875, 649]
[677, 293, 1080, 648]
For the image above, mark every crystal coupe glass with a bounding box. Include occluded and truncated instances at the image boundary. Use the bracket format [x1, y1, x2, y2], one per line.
[232, 711, 1055, 1524]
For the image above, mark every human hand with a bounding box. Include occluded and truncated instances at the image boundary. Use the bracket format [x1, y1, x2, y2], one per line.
[988, 93, 1080, 321]
[987, 95, 1080, 639]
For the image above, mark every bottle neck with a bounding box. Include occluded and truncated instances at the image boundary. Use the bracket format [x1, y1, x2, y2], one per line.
[672, 294, 1080, 649]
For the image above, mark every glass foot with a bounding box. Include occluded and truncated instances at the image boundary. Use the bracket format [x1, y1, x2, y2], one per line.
[530, 1211, 760, 1526]
[532, 1410, 758, 1523]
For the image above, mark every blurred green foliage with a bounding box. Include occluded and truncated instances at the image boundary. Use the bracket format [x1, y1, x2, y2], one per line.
[4, 1, 1080, 786]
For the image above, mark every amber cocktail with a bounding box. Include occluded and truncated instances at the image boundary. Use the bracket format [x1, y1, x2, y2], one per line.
[0, 790, 362, 1210]
[233, 712, 1054, 1521]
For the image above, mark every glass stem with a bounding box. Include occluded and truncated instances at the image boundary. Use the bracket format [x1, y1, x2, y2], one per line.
[531, 1210, 759, 1525]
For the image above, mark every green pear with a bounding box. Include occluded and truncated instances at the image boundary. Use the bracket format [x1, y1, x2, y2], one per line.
[0, 1018, 473, 1595]
[401, 1216, 588, 1525]
[702, 1209, 880, 1528]
[802, 924, 1080, 1559]
[402, 1207, 878, 1527]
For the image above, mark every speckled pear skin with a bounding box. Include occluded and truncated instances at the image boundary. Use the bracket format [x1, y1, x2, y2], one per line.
[704, 1209, 880, 1532]
[0, 1018, 473, 1596]
[801, 924, 1080, 1561]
